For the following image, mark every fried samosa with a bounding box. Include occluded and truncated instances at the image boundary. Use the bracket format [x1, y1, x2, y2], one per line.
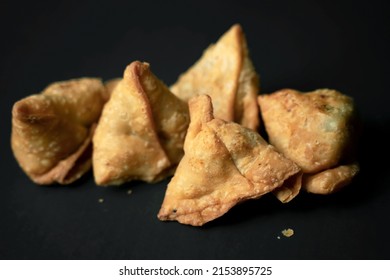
[11, 78, 106, 184]
[92, 61, 189, 186]
[170, 24, 260, 130]
[258, 88, 359, 195]
[158, 95, 300, 226]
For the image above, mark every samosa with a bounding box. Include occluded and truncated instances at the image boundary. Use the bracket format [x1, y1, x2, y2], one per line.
[158, 95, 300, 226]
[93, 61, 189, 186]
[258, 88, 359, 194]
[11, 78, 106, 184]
[170, 24, 260, 130]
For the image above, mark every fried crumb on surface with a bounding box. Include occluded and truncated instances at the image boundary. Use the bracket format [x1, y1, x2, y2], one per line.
[282, 228, 294, 237]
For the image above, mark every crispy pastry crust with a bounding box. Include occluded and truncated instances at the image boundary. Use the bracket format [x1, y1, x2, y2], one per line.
[11, 78, 106, 184]
[158, 95, 300, 226]
[303, 163, 359, 194]
[92, 61, 189, 185]
[258, 88, 359, 195]
[170, 24, 260, 130]
[273, 172, 303, 203]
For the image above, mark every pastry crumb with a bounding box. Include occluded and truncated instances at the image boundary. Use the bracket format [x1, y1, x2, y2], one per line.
[282, 228, 294, 237]
[127, 189, 132, 195]
[98, 198, 104, 203]
[277, 236, 281, 239]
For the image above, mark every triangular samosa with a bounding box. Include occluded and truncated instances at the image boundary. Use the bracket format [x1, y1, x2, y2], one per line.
[11, 78, 106, 184]
[158, 95, 300, 226]
[170, 24, 260, 130]
[92, 61, 189, 185]
[258, 88, 359, 194]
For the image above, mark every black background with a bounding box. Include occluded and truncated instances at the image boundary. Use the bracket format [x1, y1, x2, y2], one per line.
[1, 0, 389, 259]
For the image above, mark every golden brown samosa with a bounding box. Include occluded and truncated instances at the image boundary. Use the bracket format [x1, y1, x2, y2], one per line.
[258, 88, 359, 195]
[170, 24, 260, 130]
[158, 95, 300, 226]
[92, 61, 189, 186]
[11, 78, 106, 184]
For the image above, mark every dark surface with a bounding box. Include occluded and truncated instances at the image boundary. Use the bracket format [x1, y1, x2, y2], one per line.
[1, 0, 389, 259]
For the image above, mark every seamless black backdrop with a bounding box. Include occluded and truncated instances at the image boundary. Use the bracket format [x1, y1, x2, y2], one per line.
[1, 0, 389, 259]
